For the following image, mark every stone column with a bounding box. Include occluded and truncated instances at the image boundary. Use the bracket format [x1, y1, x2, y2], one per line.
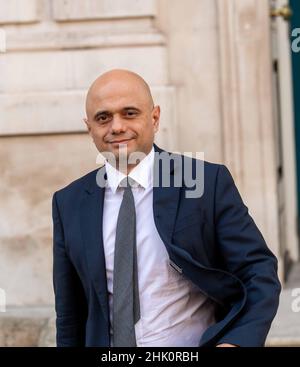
[216, 0, 282, 276]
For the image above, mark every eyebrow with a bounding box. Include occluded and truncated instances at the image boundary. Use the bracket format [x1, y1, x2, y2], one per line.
[93, 106, 141, 120]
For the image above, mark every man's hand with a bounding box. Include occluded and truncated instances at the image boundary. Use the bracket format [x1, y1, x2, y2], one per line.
[216, 343, 238, 347]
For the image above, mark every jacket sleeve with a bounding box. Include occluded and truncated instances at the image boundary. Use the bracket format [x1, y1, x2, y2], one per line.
[214, 165, 281, 347]
[52, 191, 87, 347]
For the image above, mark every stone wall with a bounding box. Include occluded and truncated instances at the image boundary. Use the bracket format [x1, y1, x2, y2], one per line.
[0, 0, 178, 310]
[0, 0, 283, 345]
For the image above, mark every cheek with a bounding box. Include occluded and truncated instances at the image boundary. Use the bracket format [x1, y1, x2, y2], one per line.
[89, 131, 107, 149]
[134, 120, 153, 136]
[92, 126, 107, 140]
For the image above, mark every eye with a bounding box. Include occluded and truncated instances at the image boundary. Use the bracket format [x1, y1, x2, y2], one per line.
[124, 110, 138, 118]
[96, 114, 112, 123]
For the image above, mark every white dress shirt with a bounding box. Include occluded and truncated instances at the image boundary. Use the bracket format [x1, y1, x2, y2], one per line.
[102, 147, 216, 347]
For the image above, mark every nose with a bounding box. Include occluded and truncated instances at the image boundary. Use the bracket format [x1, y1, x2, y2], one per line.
[110, 114, 126, 134]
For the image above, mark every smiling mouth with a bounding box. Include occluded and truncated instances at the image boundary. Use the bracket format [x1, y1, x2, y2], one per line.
[109, 138, 133, 144]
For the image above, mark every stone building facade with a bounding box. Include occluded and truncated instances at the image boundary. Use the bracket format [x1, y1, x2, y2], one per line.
[0, 0, 298, 345]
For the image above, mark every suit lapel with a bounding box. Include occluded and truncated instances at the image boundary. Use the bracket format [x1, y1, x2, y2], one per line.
[80, 166, 109, 322]
[152, 144, 181, 250]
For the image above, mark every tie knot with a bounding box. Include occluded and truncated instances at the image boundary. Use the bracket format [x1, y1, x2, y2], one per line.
[119, 176, 138, 189]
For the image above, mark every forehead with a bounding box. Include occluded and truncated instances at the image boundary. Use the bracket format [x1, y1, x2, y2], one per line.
[88, 79, 148, 111]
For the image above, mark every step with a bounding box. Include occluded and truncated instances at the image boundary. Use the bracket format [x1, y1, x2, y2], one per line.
[0, 306, 55, 347]
[266, 287, 300, 347]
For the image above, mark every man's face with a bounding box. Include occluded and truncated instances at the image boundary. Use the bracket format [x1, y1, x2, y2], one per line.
[85, 79, 160, 162]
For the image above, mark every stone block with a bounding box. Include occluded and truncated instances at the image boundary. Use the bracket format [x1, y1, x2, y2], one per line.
[0, 46, 167, 92]
[38, 316, 56, 347]
[0, 306, 54, 346]
[0, 87, 178, 152]
[0, 134, 98, 306]
[0, 0, 39, 25]
[5, 28, 165, 52]
[53, 0, 156, 21]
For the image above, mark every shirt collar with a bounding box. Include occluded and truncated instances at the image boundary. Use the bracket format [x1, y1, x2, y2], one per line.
[105, 147, 154, 194]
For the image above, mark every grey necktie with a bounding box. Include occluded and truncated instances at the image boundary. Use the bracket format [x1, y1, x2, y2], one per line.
[112, 177, 140, 347]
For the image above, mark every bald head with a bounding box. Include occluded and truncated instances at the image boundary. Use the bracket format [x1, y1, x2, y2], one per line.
[85, 69, 154, 118]
[83, 69, 160, 169]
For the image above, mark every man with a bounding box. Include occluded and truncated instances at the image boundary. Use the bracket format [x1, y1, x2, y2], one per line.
[52, 69, 281, 347]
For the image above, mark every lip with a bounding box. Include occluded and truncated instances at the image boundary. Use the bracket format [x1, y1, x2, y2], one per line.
[109, 138, 133, 144]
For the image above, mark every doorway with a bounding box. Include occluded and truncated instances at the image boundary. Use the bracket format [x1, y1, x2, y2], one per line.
[290, 0, 300, 248]
[270, 0, 299, 281]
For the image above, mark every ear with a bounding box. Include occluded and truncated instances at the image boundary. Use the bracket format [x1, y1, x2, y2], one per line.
[83, 118, 91, 134]
[152, 105, 160, 133]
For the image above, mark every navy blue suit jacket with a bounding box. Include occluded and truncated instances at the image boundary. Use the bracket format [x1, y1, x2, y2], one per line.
[52, 144, 281, 347]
